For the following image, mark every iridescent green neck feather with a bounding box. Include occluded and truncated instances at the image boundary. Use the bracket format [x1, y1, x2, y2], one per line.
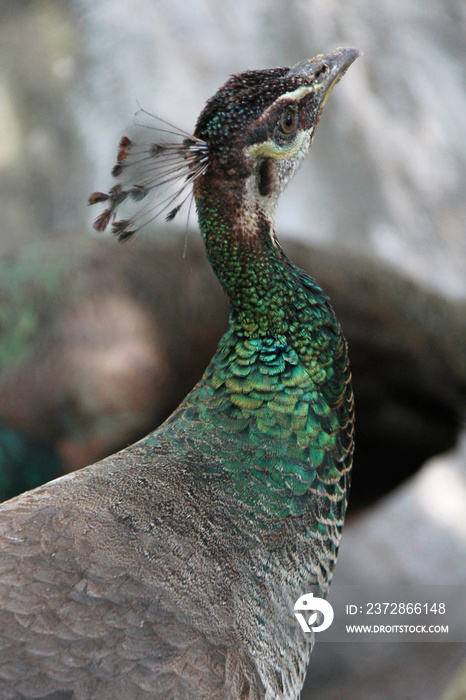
[182, 178, 351, 541]
[196, 186, 289, 336]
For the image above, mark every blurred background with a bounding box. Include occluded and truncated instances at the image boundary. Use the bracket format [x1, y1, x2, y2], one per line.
[0, 1, 465, 697]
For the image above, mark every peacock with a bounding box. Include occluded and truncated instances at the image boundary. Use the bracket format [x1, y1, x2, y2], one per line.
[0, 48, 358, 699]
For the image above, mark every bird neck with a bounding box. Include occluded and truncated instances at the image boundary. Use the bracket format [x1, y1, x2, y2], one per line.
[195, 177, 291, 336]
[185, 176, 346, 538]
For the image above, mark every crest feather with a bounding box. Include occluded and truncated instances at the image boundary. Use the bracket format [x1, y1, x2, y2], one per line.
[89, 109, 209, 242]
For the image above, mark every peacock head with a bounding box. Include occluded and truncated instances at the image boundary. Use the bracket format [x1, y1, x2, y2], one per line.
[89, 48, 360, 240]
[193, 47, 361, 214]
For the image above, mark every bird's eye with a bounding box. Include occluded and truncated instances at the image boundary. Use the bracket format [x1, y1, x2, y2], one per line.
[279, 108, 297, 135]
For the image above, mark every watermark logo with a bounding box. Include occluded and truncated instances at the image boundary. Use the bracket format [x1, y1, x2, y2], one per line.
[294, 593, 334, 633]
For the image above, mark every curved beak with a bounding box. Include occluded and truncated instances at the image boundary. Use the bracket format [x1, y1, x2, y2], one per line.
[288, 47, 362, 112]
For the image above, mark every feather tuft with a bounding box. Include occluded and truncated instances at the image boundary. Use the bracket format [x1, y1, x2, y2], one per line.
[130, 184, 148, 201]
[93, 209, 112, 233]
[166, 204, 183, 222]
[88, 191, 109, 205]
[108, 184, 128, 205]
[89, 108, 209, 241]
[112, 219, 136, 242]
[117, 136, 132, 163]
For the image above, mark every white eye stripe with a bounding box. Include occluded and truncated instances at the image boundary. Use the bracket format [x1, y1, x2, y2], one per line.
[250, 85, 313, 130]
[274, 85, 313, 103]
